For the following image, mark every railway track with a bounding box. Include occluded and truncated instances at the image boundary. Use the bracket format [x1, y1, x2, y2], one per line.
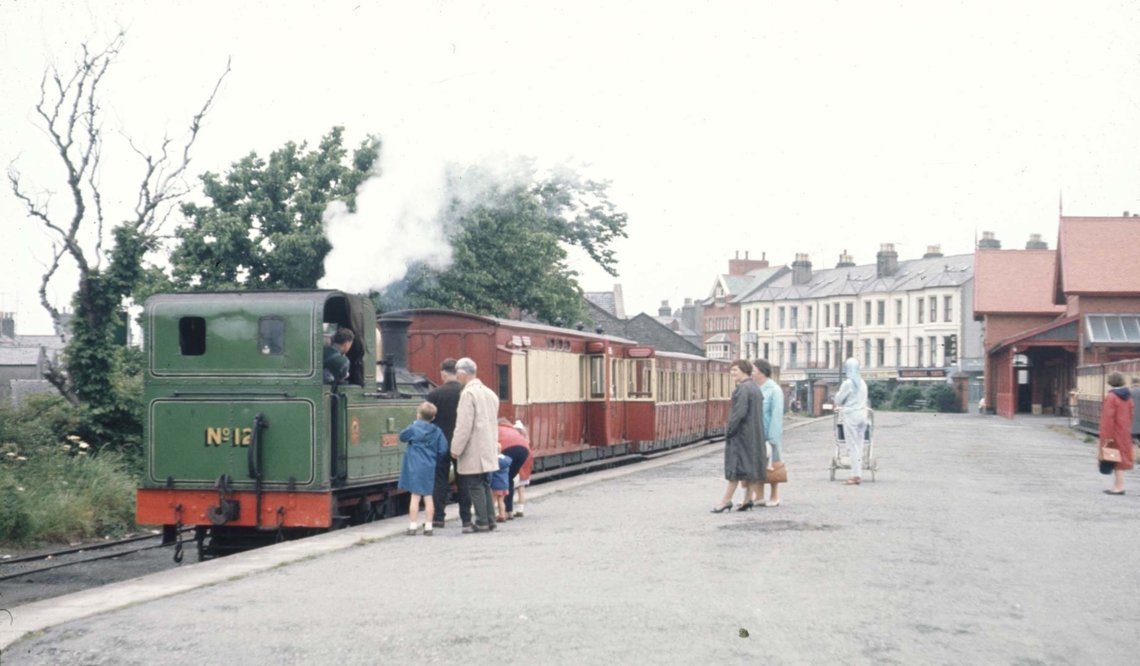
[0, 530, 193, 584]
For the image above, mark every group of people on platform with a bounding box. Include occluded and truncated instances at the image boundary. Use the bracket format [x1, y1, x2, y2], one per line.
[711, 355, 1138, 502]
[713, 357, 787, 512]
[398, 357, 533, 535]
[714, 356, 869, 512]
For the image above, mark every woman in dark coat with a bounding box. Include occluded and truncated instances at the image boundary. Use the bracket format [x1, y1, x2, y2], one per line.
[1100, 372, 1134, 495]
[712, 360, 767, 512]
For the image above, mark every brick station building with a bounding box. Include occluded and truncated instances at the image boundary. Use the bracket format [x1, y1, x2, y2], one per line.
[975, 216, 1140, 417]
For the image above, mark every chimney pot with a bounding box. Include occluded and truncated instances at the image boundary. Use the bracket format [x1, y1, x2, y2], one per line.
[877, 243, 900, 275]
[978, 231, 1001, 249]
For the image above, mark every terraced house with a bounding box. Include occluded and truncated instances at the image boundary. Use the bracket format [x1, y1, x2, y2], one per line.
[737, 244, 983, 414]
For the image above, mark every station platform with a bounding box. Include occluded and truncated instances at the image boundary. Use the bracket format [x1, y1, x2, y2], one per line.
[3, 413, 1138, 664]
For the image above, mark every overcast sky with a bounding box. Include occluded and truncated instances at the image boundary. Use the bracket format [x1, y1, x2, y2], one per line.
[3, 1, 1140, 334]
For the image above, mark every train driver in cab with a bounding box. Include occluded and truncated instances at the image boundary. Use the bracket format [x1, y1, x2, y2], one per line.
[323, 327, 354, 384]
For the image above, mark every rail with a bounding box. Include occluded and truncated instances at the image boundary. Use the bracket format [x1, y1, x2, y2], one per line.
[0, 529, 192, 583]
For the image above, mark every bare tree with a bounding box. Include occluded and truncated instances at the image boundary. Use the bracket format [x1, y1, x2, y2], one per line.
[7, 31, 228, 436]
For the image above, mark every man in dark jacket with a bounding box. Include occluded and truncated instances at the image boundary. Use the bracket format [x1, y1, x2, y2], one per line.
[428, 358, 467, 528]
[323, 328, 354, 384]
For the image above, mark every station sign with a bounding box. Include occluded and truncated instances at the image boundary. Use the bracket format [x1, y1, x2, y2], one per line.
[898, 368, 947, 379]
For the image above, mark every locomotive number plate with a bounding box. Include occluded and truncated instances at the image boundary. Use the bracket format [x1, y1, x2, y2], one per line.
[205, 427, 252, 447]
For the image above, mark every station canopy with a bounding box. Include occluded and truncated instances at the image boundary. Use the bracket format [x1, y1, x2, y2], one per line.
[1084, 314, 1140, 345]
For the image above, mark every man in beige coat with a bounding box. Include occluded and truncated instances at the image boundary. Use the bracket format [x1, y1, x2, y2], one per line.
[450, 357, 500, 532]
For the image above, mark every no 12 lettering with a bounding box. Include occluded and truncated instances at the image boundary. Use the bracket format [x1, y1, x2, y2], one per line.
[205, 427, 253, 447]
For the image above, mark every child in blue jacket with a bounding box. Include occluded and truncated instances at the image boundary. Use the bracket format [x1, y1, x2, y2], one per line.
[398, 402, 449, 536]
[490, 447, 512, 522]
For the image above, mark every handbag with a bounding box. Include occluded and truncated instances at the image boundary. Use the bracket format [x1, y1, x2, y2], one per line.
[1098, 440, 1123, 464]
[766, 461, 787, 484]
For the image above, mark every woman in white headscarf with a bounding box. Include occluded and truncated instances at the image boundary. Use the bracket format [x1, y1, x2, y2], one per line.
[834, 357, 869, 485]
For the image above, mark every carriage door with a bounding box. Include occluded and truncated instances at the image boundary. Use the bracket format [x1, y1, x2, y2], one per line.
[608, 355, 627, 444]
[585, 343, 609, 446]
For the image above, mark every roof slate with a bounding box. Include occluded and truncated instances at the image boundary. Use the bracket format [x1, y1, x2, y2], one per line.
[624, 314, 703, 355]
[584, 292, 618, 317]
[738, 253, 974, 303]
[0, 347, 43, 365]
[703, 266, 789, 305]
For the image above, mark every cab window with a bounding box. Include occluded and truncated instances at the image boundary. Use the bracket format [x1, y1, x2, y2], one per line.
[179, 317, 206, 356]
[259, 318, 285, 355]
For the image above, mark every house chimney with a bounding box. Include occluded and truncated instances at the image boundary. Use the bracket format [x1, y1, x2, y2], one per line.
[977, 231, 1001, 249]
[612, 284, 626, 319]
[0, 312, 14, 339]
[1025, 234, 1048, 250]
[922, 244, 943, 259]
[792, 253, 813, 284]
[877, 243, 899, 276]
[658, 300, 671, 316]
[835, 250, 855, 268]
[728, 250, 770, 276]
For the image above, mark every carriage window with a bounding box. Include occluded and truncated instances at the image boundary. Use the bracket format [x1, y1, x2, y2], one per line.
[498, 364, 510, 402]
[589, 356, 605, 398]
[630, 359, 653, 398]
[258, 318, 285, 355]
[179, 317, 206, 356]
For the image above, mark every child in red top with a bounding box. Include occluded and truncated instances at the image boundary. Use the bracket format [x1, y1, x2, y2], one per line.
[498, 418, 532, 517]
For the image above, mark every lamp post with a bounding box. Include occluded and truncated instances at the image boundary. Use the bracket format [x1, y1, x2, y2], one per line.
[837, 323, 845, 378]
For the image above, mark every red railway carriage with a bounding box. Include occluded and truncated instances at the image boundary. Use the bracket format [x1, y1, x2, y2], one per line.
[384, 309, 729, 471]
[629, 351, 732, 453]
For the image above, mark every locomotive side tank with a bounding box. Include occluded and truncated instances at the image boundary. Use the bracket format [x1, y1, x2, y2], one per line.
[136, 291, 419, 558]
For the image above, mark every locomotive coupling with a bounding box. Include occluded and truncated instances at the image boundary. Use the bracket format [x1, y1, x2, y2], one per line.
[207, 474, 241, 525]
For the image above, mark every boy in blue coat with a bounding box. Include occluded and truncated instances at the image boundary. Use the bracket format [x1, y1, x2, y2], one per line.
[490, 447, 513, 522]
[399, 402, 449, 535]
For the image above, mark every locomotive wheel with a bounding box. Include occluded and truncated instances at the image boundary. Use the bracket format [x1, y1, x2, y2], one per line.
[352, 498, 373, 525]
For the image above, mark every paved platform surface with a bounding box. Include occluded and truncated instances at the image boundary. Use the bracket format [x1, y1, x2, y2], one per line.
[2, 412, 1138, 664]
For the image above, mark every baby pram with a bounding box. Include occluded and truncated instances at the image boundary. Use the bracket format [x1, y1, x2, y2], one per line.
[829, 408, 876, 481]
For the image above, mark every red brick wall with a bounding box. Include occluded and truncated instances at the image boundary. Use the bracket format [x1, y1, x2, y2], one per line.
[1070, 295, 1140, 314]
[983, 314, 1058, 348]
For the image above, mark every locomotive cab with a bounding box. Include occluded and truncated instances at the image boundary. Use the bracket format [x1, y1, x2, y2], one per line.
[137, 290, 418, 559]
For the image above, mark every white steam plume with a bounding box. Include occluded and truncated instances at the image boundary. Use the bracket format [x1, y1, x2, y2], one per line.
[319, 138, 453, 294]
[320, 138, 550, 296]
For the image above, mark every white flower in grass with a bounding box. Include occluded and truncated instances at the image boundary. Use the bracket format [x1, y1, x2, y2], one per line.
[16, 486, 24, 492]
[67, 435, 82, 442]
[15, 456, 27, 461]
[78, 442, 90, 450]
[4, 452, 15, 459]
[78, 451, 88, 456]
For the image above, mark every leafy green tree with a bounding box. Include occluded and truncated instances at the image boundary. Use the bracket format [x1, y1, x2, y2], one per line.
[378, 165, 628, 324]
[169, 127, 380, 290]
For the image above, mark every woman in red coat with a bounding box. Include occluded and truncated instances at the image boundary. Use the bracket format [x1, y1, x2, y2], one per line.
[1100, 372, 1135, 495]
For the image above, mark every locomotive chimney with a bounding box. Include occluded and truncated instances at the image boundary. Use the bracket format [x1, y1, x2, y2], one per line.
[377, 315, 412, 392]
